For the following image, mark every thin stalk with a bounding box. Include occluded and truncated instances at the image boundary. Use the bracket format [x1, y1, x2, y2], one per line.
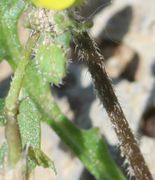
[5, 33, 39, 166]
[75, 31, 153, 180]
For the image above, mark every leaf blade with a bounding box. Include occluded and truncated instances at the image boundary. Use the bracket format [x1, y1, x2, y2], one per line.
[24, 62, 125, 180]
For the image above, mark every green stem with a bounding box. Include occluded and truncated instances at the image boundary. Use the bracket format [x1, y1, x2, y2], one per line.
[5, 34, 39, 166]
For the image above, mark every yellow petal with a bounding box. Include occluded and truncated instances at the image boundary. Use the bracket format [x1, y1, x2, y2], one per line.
[32, 0, 76, 10]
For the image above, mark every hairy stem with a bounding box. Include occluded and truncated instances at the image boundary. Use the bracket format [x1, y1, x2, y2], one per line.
[75, 31, 153, 180]
[5, 34, 39, 166]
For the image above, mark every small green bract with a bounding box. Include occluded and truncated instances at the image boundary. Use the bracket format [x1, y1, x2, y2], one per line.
[35, 44, 67, 85]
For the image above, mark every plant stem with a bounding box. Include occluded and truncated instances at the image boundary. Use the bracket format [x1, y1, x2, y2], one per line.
[5, 33, 39, 166]
[75, 32, 153, 180]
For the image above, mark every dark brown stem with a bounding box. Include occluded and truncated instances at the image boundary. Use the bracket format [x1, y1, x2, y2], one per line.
[75, 31, 153, 180]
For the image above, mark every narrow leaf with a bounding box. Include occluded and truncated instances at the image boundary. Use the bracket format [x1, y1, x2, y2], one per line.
[17, 97, 41, 172]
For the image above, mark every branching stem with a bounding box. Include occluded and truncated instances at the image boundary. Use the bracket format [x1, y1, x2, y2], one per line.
[5, 33, 39, 166]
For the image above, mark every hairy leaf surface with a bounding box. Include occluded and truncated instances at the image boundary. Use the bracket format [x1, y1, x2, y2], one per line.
[18, 97, 41, 172]
[0, 0, 25, 65]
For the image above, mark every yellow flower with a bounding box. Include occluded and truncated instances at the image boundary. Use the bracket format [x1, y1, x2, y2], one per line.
[32, 0, 82, 10]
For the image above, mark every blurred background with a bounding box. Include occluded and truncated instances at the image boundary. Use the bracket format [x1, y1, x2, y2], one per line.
[0, 0, 155, 179]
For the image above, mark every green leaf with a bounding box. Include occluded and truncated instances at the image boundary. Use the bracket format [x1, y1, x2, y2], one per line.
[23, 62, 125, 180]
[28, 146, 56, 174]
[17, 97, 41, 172]
[46, 107, 125, 180]
[0, 143, 8, 167]
[18, 98, 41, 148]
[0, 99, 6, 126]
[34, 44, 67, 85]
[0, 0, 26, 66]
